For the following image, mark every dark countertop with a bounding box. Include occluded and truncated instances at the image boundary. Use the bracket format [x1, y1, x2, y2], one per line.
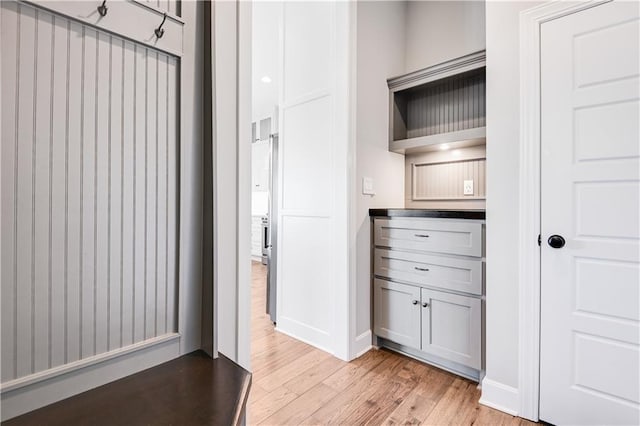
[369, 208, 485, 220]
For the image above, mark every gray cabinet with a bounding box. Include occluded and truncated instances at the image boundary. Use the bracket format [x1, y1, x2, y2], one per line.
[373, 279, 421, 349]
[387, 51, 486, 154]
[372, 216, 484, 381]
[420, 288, 481, 370]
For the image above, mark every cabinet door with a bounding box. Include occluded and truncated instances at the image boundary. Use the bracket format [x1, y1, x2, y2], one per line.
[373, 279, 421, 349]
[420, 288, 481, 369]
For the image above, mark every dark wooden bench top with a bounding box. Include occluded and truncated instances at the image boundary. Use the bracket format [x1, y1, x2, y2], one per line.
[4, 351, 251, 426]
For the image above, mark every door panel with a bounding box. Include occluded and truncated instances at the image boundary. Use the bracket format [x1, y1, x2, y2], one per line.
[420, 288, 481, 369]
[373, 279, 421, 349]
[275, 2, 351, 358]
[540, 2, 640, 424]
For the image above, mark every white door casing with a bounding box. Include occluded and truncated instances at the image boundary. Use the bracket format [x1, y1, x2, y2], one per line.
[539, 2, 639, 424]
[275, 2, 351, 359]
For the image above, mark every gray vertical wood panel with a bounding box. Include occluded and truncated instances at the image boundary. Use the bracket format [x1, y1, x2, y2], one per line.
[166, 57, 178, 333]
[94, 30, 110, 356]
[16, 4, 36, 378]
[81, 26, 97, 360]
[51, 14, 69, 369]
[133, 44, 147, 344]
[66, 20, 83, 364]
[145, 50, 158, 340]
[1, 2, 180, 384]
[121, 41, 135, 347]
[156, 56, 168, 335]
[1, 0, 19, 383]
[109, 39, 124, 351]
[33, 11, 53, 373]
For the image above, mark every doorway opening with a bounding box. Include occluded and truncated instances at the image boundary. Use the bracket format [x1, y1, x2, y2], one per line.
[249, 0, 280, 356]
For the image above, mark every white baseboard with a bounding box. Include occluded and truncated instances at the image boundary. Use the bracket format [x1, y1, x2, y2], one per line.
[275, 318, 333, 357]
[479, 377, 520, 416]
[352, 330, 372, 359]
[1, 334, 181, 421]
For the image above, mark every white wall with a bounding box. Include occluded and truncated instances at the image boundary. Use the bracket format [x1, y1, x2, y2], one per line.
[404, 1, 485, 73]
[354, 1, 406, 350]
[212, 0, 252, 370]
[481, 0, 541, 414]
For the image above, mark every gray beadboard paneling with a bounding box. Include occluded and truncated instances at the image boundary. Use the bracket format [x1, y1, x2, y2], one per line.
[412, 159, 486, 200]
[145, 0, 181, 17]
[398, 69, 486, 141]
[0, 2, 179, 384]
[404, 146, 487, 210]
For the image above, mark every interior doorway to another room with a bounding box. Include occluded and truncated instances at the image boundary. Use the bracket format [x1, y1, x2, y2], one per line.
[250, 0, 280, 348]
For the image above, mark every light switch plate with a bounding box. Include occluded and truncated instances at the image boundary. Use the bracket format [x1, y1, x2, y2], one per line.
[463, 180, 474, 195]
[362, 177, 375, 196]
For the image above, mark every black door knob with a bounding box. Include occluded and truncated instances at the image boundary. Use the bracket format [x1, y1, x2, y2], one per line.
[547, 235, 566, 249]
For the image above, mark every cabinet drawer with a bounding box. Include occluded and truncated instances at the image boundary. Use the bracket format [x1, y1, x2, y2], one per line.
[374, 249, 482, 295]
[421, 288, 481, 370]
[374, 218, 482, 257]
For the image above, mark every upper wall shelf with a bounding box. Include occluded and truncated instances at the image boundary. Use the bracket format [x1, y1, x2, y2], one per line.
[388, 50, 486, 154]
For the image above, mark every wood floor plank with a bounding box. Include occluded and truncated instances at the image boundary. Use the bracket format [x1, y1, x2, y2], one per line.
[256, 347, 332, 392]
[249, 386, 299, 424]
[282, 354, 346, 395]
[381, 365, 455, 425]
[248, 262, 538, 426]
[305, 355, 407, 424]
[422, 378, 482, 425]
[259, 383, 338, 426]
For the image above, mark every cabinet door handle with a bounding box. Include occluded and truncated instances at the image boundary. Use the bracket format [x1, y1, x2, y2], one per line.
[414, 234, 430, 238]
[414, 266, 429, 272]
[412, 300, 419, 305]
[422, 302, 429, 308]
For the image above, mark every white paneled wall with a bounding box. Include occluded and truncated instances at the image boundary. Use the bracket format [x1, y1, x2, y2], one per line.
[276, 2, 351, 359]
[0, 2, 178, 384]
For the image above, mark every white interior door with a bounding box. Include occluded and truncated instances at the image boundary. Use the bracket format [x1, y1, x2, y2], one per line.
[540, 2, 640, 424]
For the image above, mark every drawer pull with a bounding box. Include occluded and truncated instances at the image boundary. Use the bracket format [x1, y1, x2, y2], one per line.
[414, 266, 430, 272]
[412, 300, 419, 305]
[414, 234, 430, 238]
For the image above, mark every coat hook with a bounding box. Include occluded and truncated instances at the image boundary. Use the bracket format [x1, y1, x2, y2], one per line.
[97, 0, 107, 17]
[155, 13, 167, 39]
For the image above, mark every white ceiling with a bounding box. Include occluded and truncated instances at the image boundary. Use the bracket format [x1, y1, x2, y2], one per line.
[252, 2, 281, 122]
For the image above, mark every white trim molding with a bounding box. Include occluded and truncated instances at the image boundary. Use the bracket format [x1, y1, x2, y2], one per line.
[517, 1, 610, 422]
[353, 330, 373, 359]
[479, 378, 519, 417]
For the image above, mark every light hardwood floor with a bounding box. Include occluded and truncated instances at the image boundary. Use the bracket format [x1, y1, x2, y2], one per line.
[248, 261, 535, 425]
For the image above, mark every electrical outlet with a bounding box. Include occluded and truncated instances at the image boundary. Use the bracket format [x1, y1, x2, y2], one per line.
[463, 180, 474, 195]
